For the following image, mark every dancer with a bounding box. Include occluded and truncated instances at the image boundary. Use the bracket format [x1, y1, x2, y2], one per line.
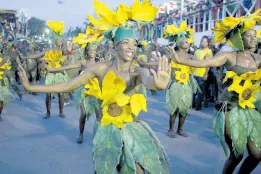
[18, 0, 170, 173]
[169, 10, 261, 174]
[5, 42, 23, 99]
[0, 57, 15, 121]
[49, 27, 103, 143]
[164, 21, 200, 138]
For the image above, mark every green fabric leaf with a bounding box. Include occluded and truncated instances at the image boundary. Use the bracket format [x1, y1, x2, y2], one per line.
[212, 109, 228, 156]
[93, 121, 100, 139]
[247, 109, 261, 151]
[166, 82, 182, 115]
[75, 87, 84, 110]
[54, 72, 69, 83]
[121, 122, 161, 174]
[139, 84, 147, 98]
[229, 106, 248, 157]
[190, 76, 201, 94]
[0, 86, 15, 105]
[179, 84, 193, 116]
[45, 73, 55, 85]
[254, 92, 261, 113]
[119, 146, 136, 174]
[3, 77, 9, 89]
[83, 96, 99, 120]
[138, 120, 169, 174]
[93, 125, 122, 174]
[230, 28, 244, 51]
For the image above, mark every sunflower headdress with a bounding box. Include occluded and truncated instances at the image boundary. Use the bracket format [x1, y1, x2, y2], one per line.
[88, 0, 158, 46]
[47, 20, 64, 42]
[212, 9, 261, 50]
[163, 21, 194, 45]
[73, 26, 104, 48]
[83, 71, 147, 128]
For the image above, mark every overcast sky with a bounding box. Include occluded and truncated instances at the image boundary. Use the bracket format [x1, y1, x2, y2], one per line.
[0, 0, 163, 30]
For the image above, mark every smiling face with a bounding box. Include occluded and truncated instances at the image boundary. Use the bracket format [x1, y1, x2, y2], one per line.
[116, 38, 137, 62]
[242, 29, 257, 50]
[201, 38, 209, 48]
[179, 38, 189, 50]
[87, 46, 97, 59]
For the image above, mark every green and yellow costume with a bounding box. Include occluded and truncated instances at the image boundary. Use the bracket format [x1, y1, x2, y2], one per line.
[83, 0, 169, 173]
[164, 21, 199, 116]
[212, 9, 261, 157]
[0, 57, 15, 105]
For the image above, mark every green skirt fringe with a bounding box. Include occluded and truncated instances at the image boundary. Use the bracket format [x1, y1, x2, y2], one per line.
[0, 78, 15, 105]
[93, 120, 169, 174]
[75, 86, 99, 119]
[45, 72, 70, 85]
[166, 76, 200, 116]
[213, 103, 261, 157]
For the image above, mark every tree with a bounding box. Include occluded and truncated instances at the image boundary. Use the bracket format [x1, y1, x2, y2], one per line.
[72, 26, 83, 37]
[27, 17, 46, 36]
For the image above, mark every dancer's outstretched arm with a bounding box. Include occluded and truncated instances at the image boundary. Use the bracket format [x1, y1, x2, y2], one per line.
[18, 64, 96, 93]
[47, 60, 87, 72]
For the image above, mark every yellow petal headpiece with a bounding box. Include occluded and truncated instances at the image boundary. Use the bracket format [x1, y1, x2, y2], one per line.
[212, 9, 261, 50]
[88, 0, 158, 42]
[73, 26, 104, 48]
[47, 20, 64, 36]
[163, 21, 194, 44]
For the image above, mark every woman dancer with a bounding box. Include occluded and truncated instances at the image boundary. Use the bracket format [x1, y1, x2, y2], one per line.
[48, 28, 103, 143]
[169, 10, 261, 174]
[0, 57, 15, 121]
[164, 21, 200, 138]
[18, 0, 170, 173]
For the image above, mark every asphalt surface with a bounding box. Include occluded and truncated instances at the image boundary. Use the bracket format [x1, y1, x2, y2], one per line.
[0, 89, 261, 174]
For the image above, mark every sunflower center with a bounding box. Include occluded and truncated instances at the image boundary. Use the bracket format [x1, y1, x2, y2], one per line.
[180, 73, 187, 80]
[108, 102, 123, 117]
[242, 89, 252, 100]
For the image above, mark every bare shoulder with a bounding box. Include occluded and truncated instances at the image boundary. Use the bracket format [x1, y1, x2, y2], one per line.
[251, 52, 261, 62]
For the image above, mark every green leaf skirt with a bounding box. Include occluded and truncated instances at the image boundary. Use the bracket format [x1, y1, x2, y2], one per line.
[165, 76, 200, 116]
[92, 120, 169, 174]
[213, 103, 261, 157]
[75, 86, 99, 119]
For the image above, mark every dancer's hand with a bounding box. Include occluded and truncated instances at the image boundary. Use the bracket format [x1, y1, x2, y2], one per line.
[18, 65, 30, 91]
[150, 56, 171, 89]
[166, 46, 183, 63]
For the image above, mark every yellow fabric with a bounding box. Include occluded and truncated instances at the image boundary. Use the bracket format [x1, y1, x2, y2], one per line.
[192, 48, 213, 77]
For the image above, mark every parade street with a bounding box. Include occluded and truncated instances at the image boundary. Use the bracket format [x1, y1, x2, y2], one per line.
[1, 90, 261, 174]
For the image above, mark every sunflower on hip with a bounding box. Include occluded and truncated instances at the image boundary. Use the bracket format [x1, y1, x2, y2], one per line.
[0, 57, 11, 80]
[82, 71, 147, 128]
[174, 64, 191, 84]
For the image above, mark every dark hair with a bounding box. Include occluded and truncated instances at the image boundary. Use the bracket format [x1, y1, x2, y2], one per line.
[200, 35, 210, 48]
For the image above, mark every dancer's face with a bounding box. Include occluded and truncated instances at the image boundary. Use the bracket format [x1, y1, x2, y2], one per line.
[87, 46, 97, 59]
[56, 38, 64, 47]
[179, 38, 189, 50]
[242, 29, 257, 49]
[116, 38, 137, 62]
[201, 38, 209, 48]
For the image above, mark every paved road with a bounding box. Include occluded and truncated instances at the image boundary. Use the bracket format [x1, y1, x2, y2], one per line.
[0, 90, 261, 174]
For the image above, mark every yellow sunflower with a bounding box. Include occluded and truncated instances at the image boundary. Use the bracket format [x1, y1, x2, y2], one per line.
[235, 80, 260, 109]
[47, 20, 64, 35]
[84, 71, 147, 128]
[88, 0, 158, 32]
[175, 66, 190, 84]
[42, 50, 64, 68]
[138, 54, 148, 62]
[73, 26, 104, 48]
[240, 71, 258, 80]
[0, 71, 4, 80]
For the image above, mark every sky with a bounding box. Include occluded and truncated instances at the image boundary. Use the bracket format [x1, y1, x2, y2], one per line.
[0, 0, 163, 30]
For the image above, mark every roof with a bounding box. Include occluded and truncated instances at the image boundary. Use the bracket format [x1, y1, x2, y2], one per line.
[0, 9, 17, 14]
